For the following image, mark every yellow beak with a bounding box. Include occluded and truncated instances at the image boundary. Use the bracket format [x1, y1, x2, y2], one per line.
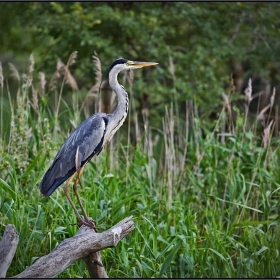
[130, 61, 158, 69]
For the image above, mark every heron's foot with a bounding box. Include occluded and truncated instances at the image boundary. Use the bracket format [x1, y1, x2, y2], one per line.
[71, 217, 98, 232]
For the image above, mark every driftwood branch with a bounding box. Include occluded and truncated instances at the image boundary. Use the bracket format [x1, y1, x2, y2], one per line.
[0, 225, 19, 278]
[0, 216, 134, 278]
[83, 251, 109, 278]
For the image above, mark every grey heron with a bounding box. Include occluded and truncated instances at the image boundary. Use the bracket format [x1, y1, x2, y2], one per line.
[39, 58, 158, 229]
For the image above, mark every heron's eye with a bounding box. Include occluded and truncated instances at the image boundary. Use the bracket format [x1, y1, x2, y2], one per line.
[126, 61, 134, 66]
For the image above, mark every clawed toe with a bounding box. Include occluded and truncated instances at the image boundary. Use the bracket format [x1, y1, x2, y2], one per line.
[70, 217, 98, 232]
[84, 219, 97, 231]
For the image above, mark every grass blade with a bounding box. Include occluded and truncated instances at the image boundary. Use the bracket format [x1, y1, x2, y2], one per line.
[159, 239, 182, 277]
[0, 178, 16, 200]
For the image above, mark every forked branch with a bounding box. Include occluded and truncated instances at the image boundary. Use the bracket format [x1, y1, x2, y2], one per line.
[0, 216, 134, 278]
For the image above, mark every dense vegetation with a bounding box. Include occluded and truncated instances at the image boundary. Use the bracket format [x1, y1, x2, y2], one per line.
[2, 2, 280, 128]
[0, 2, 280, 278]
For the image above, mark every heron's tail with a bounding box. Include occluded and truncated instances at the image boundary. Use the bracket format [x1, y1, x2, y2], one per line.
[40, 167, 76, 197]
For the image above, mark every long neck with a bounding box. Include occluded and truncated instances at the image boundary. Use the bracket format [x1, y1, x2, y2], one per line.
[106, 68, 129, 134]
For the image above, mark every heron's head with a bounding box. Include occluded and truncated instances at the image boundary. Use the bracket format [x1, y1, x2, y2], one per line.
[108, 58, 158, 73]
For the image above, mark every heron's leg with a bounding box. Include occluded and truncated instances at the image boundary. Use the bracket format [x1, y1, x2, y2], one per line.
[63, 174, 84, 222]
[73, 167, 97, 231]
[73, 166, 89, 221]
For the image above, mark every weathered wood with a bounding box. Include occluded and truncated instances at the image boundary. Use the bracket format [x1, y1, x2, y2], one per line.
[83, 251, 109, 278]
[11, 216, 134, 278]
[81, 220, 108, 278]
[0, 224, 19, 278]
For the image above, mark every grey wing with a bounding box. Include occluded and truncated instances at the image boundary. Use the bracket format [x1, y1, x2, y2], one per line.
[40, 113, 107, 196]
[56, 114, 107, 172]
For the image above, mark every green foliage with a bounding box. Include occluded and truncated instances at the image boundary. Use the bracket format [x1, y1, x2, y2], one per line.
[1, 2, 280, 128]
[0, 55, 280, 278]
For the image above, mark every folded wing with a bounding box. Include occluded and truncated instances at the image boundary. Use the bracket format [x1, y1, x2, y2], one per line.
[40, 113, 108, 197]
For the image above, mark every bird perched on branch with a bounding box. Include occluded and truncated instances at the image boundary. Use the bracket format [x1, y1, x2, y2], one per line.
[40, 58, 158, 229]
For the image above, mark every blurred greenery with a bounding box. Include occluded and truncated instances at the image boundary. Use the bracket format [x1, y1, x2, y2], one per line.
[1, 2, 280, 128]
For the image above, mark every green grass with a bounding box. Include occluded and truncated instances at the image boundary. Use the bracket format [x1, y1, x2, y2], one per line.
[0, 54, 280, 278]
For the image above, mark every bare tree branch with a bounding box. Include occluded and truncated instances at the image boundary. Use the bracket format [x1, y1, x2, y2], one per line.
[10, 216, 134, 278]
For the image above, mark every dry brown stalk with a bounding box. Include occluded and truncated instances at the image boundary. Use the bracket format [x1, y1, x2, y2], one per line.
[67, 50, 78, 67]
[38, 72, 46, 95]
[64, 51, 79, 90]
[28, 53, 34, 75]
[8, 63, 20, 82]
[262, 120, 274, 147]
[257, 103, 271, 121]
[127, 68, 134, 88]
[50, 59, 64, 91]
[270, 87, 275, 107]
[65, 68, 78, 90]
[81, 52, 103, 117]
[162, 105, 176, 209]
[222, 92, 235, 134]
[49, 59, 78, 92]
[92, 52, 102, 84]
[229, 74, 236, 94]
[168, 55, 175, 81]
[244, 78, 252, 102]
[89, 58, 102, 95]
[31, 85, 39, 114]
[0, 61, 3, 88]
